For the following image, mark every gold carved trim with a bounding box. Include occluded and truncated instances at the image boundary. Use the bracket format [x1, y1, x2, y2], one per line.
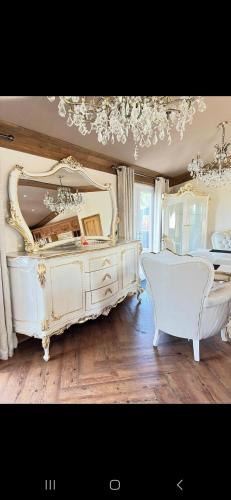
[60, 156, 83, 169]
[40, 290, 136, 360]
[42, 335, 50, 349]
[7, 202, 39, 253]
[37, 262, 46, 287]
[79, 295, 127, 322]
[41, 319, 49, 331]
[176, 183, 194, 194]
[44, 294, 128, 339]
[51, 312, 62, 321]
[175, 183, 208, 197]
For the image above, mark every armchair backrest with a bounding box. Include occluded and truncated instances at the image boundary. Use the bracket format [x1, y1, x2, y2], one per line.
[211, 230, 231, 250]
[141, 251, 214, 339]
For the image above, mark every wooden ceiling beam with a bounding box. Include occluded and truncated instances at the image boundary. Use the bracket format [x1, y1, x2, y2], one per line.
[134, 174, 155, 185]
[169, 171, 192, 187]
[30, 212, 57, 229]
[0, 119, 163, 181]
[19, 179, 101, 192]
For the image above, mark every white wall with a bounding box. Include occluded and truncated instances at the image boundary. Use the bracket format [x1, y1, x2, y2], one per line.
[0, 147, 117, 253]
[170, 179, 231, 247]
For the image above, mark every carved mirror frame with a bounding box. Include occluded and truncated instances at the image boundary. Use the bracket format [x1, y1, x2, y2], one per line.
[7, 156, 117, 253]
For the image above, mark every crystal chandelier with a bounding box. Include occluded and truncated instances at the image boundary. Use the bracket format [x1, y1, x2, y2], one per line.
[188, 121, 231, 187]
[43, 176, 84, 214]
[47, 96, 206, 160]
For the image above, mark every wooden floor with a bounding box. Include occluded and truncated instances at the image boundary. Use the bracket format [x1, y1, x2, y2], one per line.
[1, 291, 231, 403]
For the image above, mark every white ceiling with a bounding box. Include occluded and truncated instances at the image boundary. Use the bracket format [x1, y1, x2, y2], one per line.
[26, 169, 95, 186]
[1, 96, 231, 176]
[18, 185, 53, 227]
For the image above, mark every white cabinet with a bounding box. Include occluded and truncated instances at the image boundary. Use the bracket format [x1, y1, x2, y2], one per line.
[49, 259, 85, 320]
[162, 185, 209, 255]
[7, 241, 142, 361]
[121, 246, 137, 289]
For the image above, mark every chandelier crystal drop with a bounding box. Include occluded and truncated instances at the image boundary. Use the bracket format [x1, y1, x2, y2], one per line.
[43, 176, 84, 214]
[47, 96, 206, 159]
[188, 121, 231, 187]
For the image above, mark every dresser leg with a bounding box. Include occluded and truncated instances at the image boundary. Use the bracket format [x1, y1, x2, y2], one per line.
[42, 335, 50, 362]
[221, 328, 229, 342]
[137, 286, 144, 303]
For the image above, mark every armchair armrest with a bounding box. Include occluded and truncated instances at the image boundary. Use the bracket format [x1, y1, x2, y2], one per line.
[214, 271, 231, 282]
[204, 282, 231, 308]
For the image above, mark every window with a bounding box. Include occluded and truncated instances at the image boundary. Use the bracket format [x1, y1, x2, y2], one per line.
[134, 183, 154, 252]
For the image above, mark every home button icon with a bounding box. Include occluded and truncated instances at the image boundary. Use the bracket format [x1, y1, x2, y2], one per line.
[110, 479, 120, 491]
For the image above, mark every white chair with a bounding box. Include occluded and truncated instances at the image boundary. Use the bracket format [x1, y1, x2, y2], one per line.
[141, 250, 231, 361]
[212, 230, 231, 250]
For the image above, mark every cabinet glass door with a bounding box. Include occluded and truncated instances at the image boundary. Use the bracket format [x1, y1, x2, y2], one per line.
[188, 198, 207, 251]
[166, 201, 184, 254]
[163, 193, 208, 255]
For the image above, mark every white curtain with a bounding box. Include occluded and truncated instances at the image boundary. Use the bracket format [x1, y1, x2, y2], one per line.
[117, 166, 134, 240]
[0, 180, 18, 360]
[153, 177, 169, 253]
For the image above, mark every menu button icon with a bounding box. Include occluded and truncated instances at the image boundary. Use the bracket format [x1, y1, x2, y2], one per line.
[110, 479, 120, 491]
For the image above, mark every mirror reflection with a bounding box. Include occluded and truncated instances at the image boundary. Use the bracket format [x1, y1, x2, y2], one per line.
[18, 168, 113, 245]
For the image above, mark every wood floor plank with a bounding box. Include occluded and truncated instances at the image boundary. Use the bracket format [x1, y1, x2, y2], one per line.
[58, 376, 162, 404]
[0, 292, 231, 403]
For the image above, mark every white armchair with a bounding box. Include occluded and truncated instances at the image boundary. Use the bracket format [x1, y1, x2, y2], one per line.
[212, 230, 231, 250]
[141, 250, 231, 361]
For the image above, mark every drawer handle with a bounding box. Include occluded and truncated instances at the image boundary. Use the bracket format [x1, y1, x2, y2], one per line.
[102, 258, 112, 266]
[105, 288, 113, 296]
[102, 273, 112, 282]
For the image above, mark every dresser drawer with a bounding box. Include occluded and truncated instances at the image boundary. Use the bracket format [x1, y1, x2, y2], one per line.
[89, 253, 118, 272]
[90, 266, 118, 290]
[86, 281, 119, 308]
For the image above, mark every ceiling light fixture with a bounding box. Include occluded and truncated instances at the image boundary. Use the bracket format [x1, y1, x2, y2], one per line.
[47, 96, 206, 160]
[43, 176, 84, 214]
[188, 121, 231, 187]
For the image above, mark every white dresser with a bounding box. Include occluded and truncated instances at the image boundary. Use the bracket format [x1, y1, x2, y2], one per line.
[7, 240, 142, 361]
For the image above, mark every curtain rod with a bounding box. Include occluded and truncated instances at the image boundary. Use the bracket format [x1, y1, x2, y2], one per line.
[112, 165, 167, 181]
[112, 165, 155, 179]
[0, 133, 15, 142]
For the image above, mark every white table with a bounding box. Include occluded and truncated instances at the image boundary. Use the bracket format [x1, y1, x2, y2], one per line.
[190, 249, 231, 274]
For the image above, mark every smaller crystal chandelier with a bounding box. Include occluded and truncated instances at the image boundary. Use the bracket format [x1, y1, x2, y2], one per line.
[43, 176, 84, 213]
[188, 121, 231, 187]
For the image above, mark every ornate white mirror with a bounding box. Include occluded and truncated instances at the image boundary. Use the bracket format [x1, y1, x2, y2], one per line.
[7, 156, 117, 252]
